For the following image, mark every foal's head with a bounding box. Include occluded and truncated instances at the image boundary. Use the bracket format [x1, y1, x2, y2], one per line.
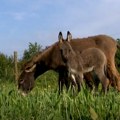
[58, 31, 76, 63]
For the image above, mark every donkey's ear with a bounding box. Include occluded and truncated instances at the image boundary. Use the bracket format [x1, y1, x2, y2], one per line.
[58, 31, 63, 43]
[66, 31, 72, 42]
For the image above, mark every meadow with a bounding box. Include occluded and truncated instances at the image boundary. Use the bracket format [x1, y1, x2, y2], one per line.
[1, 71, 120, 120]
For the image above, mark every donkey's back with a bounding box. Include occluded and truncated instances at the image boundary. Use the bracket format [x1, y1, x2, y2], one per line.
[80, 48, 107, 73]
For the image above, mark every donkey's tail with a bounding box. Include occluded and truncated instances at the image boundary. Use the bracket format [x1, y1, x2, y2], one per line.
[104, 62, 116, 87]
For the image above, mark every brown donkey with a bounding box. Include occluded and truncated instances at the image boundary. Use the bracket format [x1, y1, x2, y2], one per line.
[18, 32, 120, 95]
[59, 32, 109, 93]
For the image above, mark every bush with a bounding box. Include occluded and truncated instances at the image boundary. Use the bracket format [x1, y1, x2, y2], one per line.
[0, 53, 14, 81]
[115, 39, 120, 72]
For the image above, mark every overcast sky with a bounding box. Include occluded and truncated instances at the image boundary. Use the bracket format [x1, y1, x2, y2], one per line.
[0, 0, 120, 57]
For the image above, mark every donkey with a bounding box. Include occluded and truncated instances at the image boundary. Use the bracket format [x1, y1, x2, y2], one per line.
[59, 32, 109, 93]
[18, 31, 120, 95]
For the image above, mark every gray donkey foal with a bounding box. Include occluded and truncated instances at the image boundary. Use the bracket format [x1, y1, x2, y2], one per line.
[59, 32, 109, 93]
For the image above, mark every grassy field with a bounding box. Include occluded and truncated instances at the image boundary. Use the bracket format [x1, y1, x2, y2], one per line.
[1, 71, 120, 120]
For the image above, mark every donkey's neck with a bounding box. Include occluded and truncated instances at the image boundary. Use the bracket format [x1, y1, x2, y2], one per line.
[40, 45, 55, 65]
[34, 44, 57, 78]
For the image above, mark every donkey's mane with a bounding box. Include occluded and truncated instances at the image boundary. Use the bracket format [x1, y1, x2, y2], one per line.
[37, 42, 58, 61]
[23, 42, 58, 69]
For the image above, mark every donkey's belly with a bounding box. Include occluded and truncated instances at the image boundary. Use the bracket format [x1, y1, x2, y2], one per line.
[83, 66, 94, 73]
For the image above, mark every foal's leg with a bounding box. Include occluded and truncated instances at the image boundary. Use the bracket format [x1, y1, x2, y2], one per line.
[76, 73, 84, 92]
[95, 68, 109, 94]
[84, 72, 94, 90]
[84, 72, 100, 91]
[92, 71, 100, 92]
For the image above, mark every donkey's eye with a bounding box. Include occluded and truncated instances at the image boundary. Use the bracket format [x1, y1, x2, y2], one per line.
[26, 67, 31, 70]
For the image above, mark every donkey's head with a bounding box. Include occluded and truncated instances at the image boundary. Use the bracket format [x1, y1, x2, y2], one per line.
[18, 61, 37, 96]
[59, 31, 76, 62]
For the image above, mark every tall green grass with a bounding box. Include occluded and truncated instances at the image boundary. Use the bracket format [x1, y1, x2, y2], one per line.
[0, 76, 120, 120]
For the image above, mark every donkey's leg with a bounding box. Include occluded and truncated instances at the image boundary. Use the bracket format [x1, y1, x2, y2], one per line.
[107, 60, 120, 91]
[84, 72, 94, 90]
[58, 77, 64, 94]
[58, 70, 66, 94]
[68, 74, 78, 94]
[95, 68, 109, 94]
[59, 67, 73, 94]
[92, 71, 100, 92]
[76, 73, 84, 92]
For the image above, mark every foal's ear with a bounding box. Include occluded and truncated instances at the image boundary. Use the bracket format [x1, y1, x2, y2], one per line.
[58, 31, 63, 43]
[66, 31, 72, 42]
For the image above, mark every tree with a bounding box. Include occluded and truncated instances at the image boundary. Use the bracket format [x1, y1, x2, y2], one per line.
[22, 42, 42, 61]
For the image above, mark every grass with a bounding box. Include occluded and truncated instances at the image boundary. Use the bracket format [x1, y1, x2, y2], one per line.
[1, 72, 120, 120]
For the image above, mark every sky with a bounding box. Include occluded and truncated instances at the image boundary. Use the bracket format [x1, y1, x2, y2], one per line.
[0, 0, 120, 58]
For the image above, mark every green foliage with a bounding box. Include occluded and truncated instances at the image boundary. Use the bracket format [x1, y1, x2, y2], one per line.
[0, 81, 120, 120]
[22, 42, 42, 61]
[0, 53, 14, 81]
